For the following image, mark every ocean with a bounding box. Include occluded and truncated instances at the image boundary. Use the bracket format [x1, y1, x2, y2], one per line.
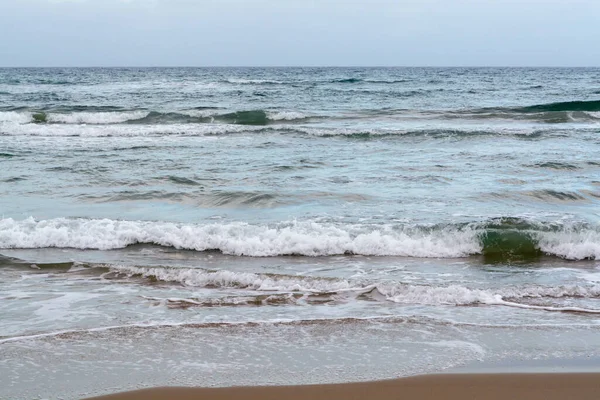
[1, 67, 600, 398]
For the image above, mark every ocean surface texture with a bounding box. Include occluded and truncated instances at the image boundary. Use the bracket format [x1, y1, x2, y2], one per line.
[1, 67, 600, 398]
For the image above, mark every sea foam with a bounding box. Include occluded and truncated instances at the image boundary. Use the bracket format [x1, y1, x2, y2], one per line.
[46, 111, 150, 124]
[0, 217, 480, 257]
[2, 217, 600, 260]
[107, 265, 600, 312]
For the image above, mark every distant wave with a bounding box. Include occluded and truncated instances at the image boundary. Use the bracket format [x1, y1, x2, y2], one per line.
[364, 79, 411, 84]
[80, 189, 283, 208]
[221, 77, 411, 85]
[0, 121, 263, 136]
[222, 78, 284, 85]
[0, 109, 310, 126]
[49, 111, 149, 124]
[1, 217, 599, 261]
[0, 122, 560, 138]
[438, 100, 600, 123]
[1, 100, 599, 128]
[331, 78, 363, 83]
[516, 100, 600, 113]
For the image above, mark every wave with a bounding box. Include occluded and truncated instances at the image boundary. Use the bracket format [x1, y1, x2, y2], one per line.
[0, 123, 554, 138]
[97, 265, 600, 313]
[83, 190, 282, 207]
[0, 122, 267, 137]
[164, 175, 202, 186]
[142, 293, 309, 308]
[364, 79, 410, 84]
[5, 256, 587, 314]
[134, 110, 309, 125]
[517, 100, 600, 113]
[1, 217, 600, 260]
[112, 265, 358, 292]
[0, 111, 33, 124]
[214, 110, 276, 125]
[526, 190, 586, 202]
[2, 102, 598, 128]
[47, 111, 150, 124]
[1, 310, 596, 345]
[331, 78, 363, 83]
[435, 100, 600, 123]
[2, 176, 27, 183]
[0, 217, 480, 257]
[4, 258, 600, 313]
[0, 109, 310, 126]
[530, 162, 580, 170]
[292, 127, 546, 139]
[0, 110, 152, 125]
[222, 78, 284, 85]
[222, 77, 412, 85]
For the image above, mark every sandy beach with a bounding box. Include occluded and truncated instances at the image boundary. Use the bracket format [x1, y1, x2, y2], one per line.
[86, 373, 600, 400]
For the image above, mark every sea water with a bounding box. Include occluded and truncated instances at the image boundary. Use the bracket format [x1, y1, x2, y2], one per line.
[1, 67, 600, 398]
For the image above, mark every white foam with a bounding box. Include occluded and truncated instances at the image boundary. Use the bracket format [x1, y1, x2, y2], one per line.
[2, 217, 599, 260]
[46, 111, 149, 124]
[380, 283, 600, 305]
[537, 230, 600, 260]
[579, 270, 600, 283]
[0, 123, 263, 137]
[267, 111, 307, 121]
[180, 109, 221, 118]
[0, 111, 31, 124]
[0, 217, 481, 257]
[0, 316, 407, 344]
[225, 79, 283, 85]
[108, 265, 600, 312]
[114, 265, 358, 292]
[293, 126, 545, 137]
[0, 323, 180, 345]
[381, 283, 501, 305]
[498, 301, 600, 314]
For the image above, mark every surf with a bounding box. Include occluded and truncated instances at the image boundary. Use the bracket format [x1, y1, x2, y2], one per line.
[2, 217, 599, 261]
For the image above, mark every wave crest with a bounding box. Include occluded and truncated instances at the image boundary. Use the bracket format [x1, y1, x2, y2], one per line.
[0, 109, 309, 126]
[517, 100, 600, 113]
[1, 217, 600, 260]
[0, 217, 480, 257]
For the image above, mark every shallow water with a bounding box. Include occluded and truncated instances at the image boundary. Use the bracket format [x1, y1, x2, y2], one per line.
[1, 67, 600, 398]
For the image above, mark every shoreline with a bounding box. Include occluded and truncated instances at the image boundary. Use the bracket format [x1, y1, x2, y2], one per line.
[86, 373, 600, 400]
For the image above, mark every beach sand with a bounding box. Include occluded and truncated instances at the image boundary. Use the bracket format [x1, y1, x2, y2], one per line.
[86, 373, 600, 399]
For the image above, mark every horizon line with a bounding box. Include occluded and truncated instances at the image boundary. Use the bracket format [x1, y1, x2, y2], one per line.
[0, 65, 598, 69]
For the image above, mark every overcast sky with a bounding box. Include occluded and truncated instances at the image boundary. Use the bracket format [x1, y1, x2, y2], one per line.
[1, 0, 598, 67]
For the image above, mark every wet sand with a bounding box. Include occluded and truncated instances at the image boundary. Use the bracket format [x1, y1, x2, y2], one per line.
[86, 373, 600, 400]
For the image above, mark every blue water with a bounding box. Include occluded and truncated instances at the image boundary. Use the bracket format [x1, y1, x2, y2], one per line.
[2, 67, 600, 398]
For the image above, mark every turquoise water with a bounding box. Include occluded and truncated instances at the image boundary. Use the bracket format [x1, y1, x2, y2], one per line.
[1, 67, 600, 398]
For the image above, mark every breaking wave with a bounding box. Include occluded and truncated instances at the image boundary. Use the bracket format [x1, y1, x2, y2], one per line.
[444, 100, 600, 123]
[0, 109, 310, 126]
[1, 101, 598, 130]
[3, 258, 599, 312]
[0, 121, 555, 138]
[1, 217, 599, 260]
[98, 265, 600, 313]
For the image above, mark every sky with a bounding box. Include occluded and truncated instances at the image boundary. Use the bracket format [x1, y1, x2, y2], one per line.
[0, 0, 598, 67]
